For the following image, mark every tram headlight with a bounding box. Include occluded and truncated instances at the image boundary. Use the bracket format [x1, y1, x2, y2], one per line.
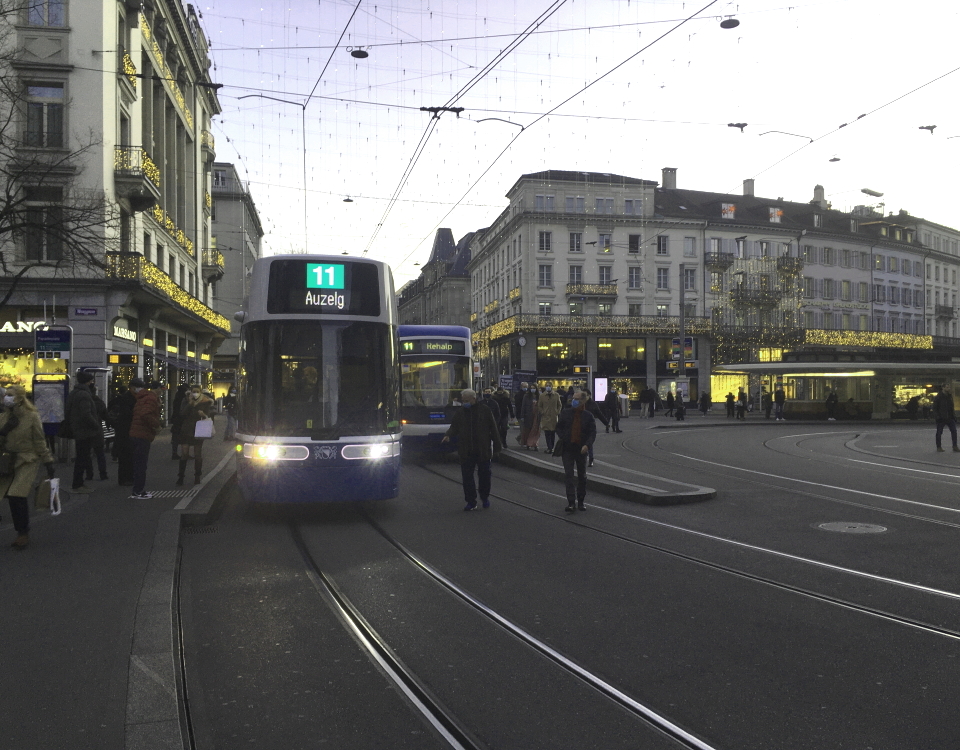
[341, 442, 401, 460]
[241, 444, 310, 461]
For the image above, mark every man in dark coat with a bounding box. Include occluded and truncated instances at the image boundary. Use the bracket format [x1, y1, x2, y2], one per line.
[603, 388, 622, 433]
[774, 387, 786, 421]
[933, 385, 959, 453]
[65, 371, 102, 493]
[555, 391, 597, 513]
[108, 386, 136, 485]
[492, 387, 513, 447]
[442, 389, 502, 510]
[825, 391, 839, 421]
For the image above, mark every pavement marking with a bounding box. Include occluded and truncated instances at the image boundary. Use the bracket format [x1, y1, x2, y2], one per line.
[130, 655, 176, 700]
[174, 450, 234, 510]
[847, 458, 960, 479]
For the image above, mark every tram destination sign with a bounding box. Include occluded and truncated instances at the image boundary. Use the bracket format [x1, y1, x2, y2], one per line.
[401, 339, 466, 356]
[267, 259, 381, 316]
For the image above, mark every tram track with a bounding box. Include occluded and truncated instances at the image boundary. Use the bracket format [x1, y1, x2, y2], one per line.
[413, 461, 960, 645]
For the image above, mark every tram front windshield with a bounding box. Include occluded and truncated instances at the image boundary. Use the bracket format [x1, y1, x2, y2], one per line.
[401, 358, 472, 408]
[240, 320, 399, 439]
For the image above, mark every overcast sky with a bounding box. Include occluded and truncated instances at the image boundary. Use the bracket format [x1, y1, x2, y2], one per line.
[200, 0, 960, 287]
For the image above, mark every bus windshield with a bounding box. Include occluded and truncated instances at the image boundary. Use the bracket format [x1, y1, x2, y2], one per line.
[239, 320, 399, 439]
[401, 359, 471, 408]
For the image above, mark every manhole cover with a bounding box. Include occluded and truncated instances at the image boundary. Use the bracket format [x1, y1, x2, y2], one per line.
[818, 522, 887, 534]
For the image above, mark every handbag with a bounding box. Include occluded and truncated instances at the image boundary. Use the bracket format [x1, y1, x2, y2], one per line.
[194, 417, 215, 440]
[0, 451, 14, 476]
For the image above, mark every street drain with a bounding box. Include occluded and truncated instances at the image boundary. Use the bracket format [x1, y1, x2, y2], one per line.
[818, 522, 887, 534]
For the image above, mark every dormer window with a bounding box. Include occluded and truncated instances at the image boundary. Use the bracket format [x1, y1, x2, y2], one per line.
[769, 207, 783, 223]
[850, 219, 859, 232]
[813, 214, 822, 228]
[721, 203, 736, 219]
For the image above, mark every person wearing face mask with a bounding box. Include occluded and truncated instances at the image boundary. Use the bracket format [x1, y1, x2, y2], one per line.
[481, 388, 501, 427]
[537, 383, 562, 453]
[441, 389, 502, 510]
[64, 370, 103, 494]
[127, 378, 161, 499]
[555, 390, 597, 513]
[0, 385, 56, 549]
[222, 386, 238, 441]
[176, 386, 214, 486]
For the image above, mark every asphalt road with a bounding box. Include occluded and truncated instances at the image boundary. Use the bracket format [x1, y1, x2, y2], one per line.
[179, 421, 960, 749]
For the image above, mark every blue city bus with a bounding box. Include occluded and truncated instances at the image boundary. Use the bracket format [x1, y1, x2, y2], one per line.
[235, 255, 401, 502]
[398, 324, 472, 451]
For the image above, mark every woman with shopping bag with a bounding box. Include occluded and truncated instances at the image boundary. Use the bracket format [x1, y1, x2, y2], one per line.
[0, 385, 56, 550]
[176, 385, 214, 486]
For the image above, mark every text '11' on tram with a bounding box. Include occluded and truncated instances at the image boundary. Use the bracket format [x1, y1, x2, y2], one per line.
[235, 256, 401, 502]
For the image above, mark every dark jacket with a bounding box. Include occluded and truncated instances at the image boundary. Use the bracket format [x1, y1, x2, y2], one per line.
[178, 393, 215, 444]
[556, 404, 597, 449]
[445, 401, 502, 461]
[585, 398, 608, 427]
[933, 391, 956, 422]
[65, 383, 102, 441]
[129, 388, 162, 441]
[108, 391, 136, 443]
[514, 390, 527, 422]
[481, 395, 501, 424]
[492, 391, 513, 421]
[774, 389, 785, 405]
[603, 391, 619, 416]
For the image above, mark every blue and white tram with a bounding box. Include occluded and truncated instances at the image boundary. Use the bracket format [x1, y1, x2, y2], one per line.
[398, 324, 472, 451]
[235, 255, 401, 502]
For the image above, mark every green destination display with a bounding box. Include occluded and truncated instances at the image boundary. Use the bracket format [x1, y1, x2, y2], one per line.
[267, 259, 381, 316]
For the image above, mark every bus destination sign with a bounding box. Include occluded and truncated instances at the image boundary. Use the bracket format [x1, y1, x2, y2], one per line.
[400, 339, 466, 356]
[267, 259, 381, 316]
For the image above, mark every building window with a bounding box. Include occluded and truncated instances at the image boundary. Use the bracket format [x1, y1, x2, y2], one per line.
[23, 186, 63, 261]
[813, 213, 822, 228]
[822, 279, 835, 299]
[599, 265, 612, 285]
[538, 264, 552, 287]
[28, 0, 65, 26]
[538, 231, 552, 252]
[629, 234, 641, 253]
[802, 277, 814, 298]
[25, 83, 64, 148]
[769, 207, 783, 223]
[598, 233, 612, 252]
[568, 301, 583, 315]
[538, 302, 552, 316]
[143, 232, 152, 263]
[710, 237, 721, 253]
[875, 255, 884, 271]
[598, 303, 613, 316]
[758, 241, 769, 258]
[568, 265, 582, 284]
[821, 247, 834, 265]
[841, 280, 851, 301]
[656, 304, 669, 317]
[684, 237, 696, 257]
[840, 248, 850, 267]
[850, 219, 859, 232]
[569, 232, 582, 252]
[657, 235, 669, 255]
[628, 303, 643, 316]
[656, 268, 669, 290]
[595, 197, 613, 214]
[802, 245, 815, 263]
[721, 202, 736, 219]
[565, 196, 585, 213]
[213, 170, 227, 187]
[628, 266, 642, 289]
[535, 194, 554, 211]
[683, 267, 696, 291]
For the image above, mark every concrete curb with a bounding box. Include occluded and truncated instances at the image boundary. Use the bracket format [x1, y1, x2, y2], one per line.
[124, 449, 237, 750]
[497, 449, 715, 506]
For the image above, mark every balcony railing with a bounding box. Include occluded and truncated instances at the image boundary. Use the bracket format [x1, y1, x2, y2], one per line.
[566, 282, 618, 297]
[776, 257, 804, 275]
[509, 286, 521, 300]
[114, 146, 160, 189]
[729, 286, 783, 308]
[105, 253, 230, 334]
[704, 252, 735, 269]
[935, 304, 956, 319]
[202, 248, 225, 282]
[120, 47, 137, 89]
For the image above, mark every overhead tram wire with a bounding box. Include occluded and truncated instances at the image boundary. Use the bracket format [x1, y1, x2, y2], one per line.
[361, 0, 571, 256]
[393, 0, 721, 272]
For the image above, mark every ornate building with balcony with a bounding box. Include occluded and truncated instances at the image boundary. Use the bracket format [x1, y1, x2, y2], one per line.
[0, 0, 225, 406]
[209, 162, 263, 395]
[397, 228, 472, 327]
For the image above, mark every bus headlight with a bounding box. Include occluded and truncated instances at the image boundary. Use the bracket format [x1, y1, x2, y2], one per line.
[341, 442, 401, 460]
[242, 444, 310, 461]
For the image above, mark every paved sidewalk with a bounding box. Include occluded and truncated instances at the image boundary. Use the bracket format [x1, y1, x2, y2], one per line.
[0, 424, 235, 750]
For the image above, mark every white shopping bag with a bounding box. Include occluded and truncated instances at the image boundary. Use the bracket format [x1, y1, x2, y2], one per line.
[49, 477, 61, 516]
[194, 417, 215, 440]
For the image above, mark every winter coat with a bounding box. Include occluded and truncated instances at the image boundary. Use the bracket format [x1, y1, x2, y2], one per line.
[129, 388, 162, 441]
[520, 392, 538, 429]
[445, 401, 502, 461]
[492, 391, 513, 421]
[0, 407, 54, 498]
[481, 395, 501, 425]
[586, 398, 608, 427]
[65, 383, 102, 441]
[178, 393, 214, 445]
[513, 390, 526, 422]
[933, 391, 956, 422]
[537, 391, 562, 431]
[556, 405, 597, 449]
[603, 391, 620, 417]
[108, 391, 136, 444]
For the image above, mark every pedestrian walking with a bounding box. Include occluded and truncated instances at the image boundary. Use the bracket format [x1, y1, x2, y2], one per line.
[481, 388, 501, 426]
[675, 393, 686, 421]
[169, 384, 188, 459]
[222, 386, 238, 441]
[176, 385, 214, 486]
[665, 390, 675, 417]
[537, 384, 562, 453]
[762, 389, 773, 419]
[932, 385, 959, 453]
[513, 383, 527, 429]
[492, 386, 513, 447]
[128, 378, 161, 499]
[64, 370, 102, 494]
[519, 384, 540, 450]
[108, 385, 136, 485]
[86, 384, 109, 482]
[825, 391, 839, 421]
[441, 389, 502, 510]
[604, 387, 622, 433]
[698, 391, 710, 416]
[774, 386, 786, 421]
[736, 388, 747, 420]
[555, 391, 597, 513]
[725, 392, 735, 418]
[639, 386, 655, 418]
[0, 385, 57, 550]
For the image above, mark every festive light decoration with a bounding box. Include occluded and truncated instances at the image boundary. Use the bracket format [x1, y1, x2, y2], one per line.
[140, 16, 194, 130]
[105, 253, 231, 334]
[804, 329, 932, 350]
[509, 286, 521, 300]
[484, 299, 499, 313]
[202, 248, 225, 271]
[201, 130, 216, 152]
[204, 191, 212, 210]
[151, 204, 195, 256]
[114, 146, 161, 189]
[121, 50, 137, 88]
[566, 283, 618, 297]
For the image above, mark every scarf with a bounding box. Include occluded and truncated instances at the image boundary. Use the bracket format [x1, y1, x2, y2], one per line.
[571, 404, 584, 444]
